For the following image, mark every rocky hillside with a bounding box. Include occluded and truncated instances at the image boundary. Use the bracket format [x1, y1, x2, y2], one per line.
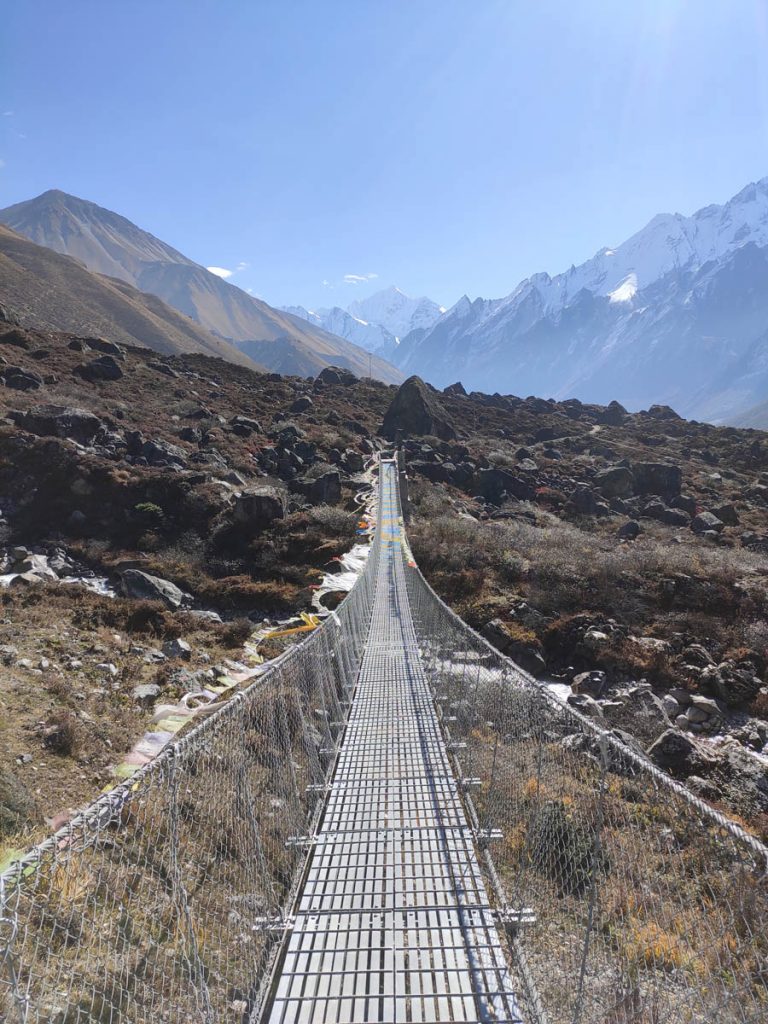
[0, 191, 403, 384]
[0, 225, 258, 366]
[2, 340, 767, 850]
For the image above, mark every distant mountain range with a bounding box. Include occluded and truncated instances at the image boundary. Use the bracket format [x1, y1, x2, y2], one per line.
[0, 191, 402, 384]
[387, 176, 768, 427]
[284, 286, 445, 360]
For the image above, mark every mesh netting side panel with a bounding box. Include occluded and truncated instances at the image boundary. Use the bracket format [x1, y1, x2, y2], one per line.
[405, 560, 768, 1024]
[0, 523, 381, 1023]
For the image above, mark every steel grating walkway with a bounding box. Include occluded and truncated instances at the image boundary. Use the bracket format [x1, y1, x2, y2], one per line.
[265, 460, 523, 1024]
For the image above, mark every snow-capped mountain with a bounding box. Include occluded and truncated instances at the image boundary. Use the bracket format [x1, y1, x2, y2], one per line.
[347, 286, 445, 340]
[284, 287, 445, 359]
[393, 176, 768, 423]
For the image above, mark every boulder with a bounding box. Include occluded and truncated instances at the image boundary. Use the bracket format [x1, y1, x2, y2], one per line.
[2, 365, 43, 390]
[594, 465, 634, 498]
[700, 661, 762, 706]
[597, 400, 629, 426]
[290, 396, 313, 414]
[380, 376, 456, 441]
[646, 404, 682, 421]
[569, 485, 598, 515]
[232, 486, 286, 528]
[291, 471, 342, 506]
[475, 468, 534, 503]
[671, 494, 697, 516]
[691, 511, 724, 535]
[617, 520, 641, 541]
[75, 355, 124, 382]
[317, 365, 356, 385]
[571, 670, 607, 698]
[646, 729, 713, 775]
[230, 415, 262, 436]
[11, 405, 103, 444]
[711, 503, 739, 526]
[632, 462, 682, 498]
[162, 638, 192, 661]
[85, 337, 126, 360]
[120, 570, 185, 609]
[142, 439, 187, 469]
[410, 461, 451, 484]
[443, 382, 467, 396]
[133, 683, 162, 707]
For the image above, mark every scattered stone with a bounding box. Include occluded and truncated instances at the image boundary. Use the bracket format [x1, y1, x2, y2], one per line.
[691, 511, 724, 535]
[162, 638, 192, 661]
[133, 683, 162, 707]
[617, 520, 641, 541]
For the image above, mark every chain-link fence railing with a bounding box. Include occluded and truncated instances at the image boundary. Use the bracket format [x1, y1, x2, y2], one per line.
[0, 502, 382, 1024]
[404, 535, 768, 1024]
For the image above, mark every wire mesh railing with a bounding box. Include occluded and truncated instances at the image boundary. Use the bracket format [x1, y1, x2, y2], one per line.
[0, 496, 382, 1024]
[3, 451, 767, 1024]
[404, 519, 768, 1024]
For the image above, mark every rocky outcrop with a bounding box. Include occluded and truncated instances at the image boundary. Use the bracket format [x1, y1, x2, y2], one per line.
[632, 462, 682, 499]
[594, 465, 634, 497]
[232, 486, 286, 528]
[120, 569, 186, 609]
[380, 376, 456, 441]
[11, 405, 103, 444]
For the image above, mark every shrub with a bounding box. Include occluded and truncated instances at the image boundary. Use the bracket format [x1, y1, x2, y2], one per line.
[42, 711, 82, 756]
[132, 501, 165, 525]
[527, 800, 606, 896]
[218, 617, 254, 648]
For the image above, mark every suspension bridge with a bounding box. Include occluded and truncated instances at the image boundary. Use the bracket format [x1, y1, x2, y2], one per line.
[1, 456, 766, 1023]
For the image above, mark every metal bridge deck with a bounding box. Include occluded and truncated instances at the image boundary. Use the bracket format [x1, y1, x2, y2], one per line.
[266, 461, 522, 1024]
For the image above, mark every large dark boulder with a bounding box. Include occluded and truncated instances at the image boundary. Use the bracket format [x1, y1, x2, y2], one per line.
[232, 486, 286, 528]
[75, 355, 124, 382]
[475, 468, 535, 503]
[596, 400, 629, 426]
[594, 465, 634, 498]
[120, 570, 185, 609]
[632, 462, 682, 499]
[646, 729, 713, 775]
[11, 405, 103, 444]
[2, 365, 43, 390]
[380, 376, 456, 441]
[317, 365, 356, 385]
[142, 438, 187, 469]
[290, 471, 342, 506]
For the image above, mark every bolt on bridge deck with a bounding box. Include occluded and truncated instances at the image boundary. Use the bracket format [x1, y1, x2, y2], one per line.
[265, 460, 523, 1024]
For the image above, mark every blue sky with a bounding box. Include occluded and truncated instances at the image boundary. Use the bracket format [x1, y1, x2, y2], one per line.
[2, 1, 768, 310]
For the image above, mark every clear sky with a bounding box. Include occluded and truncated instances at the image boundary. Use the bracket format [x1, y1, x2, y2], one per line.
[2, 1, 768, 311]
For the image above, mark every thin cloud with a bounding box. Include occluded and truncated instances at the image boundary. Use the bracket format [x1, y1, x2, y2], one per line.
[2, 111, 13, 117]
[207, 266, 233, 279]
[0, 159, 5, 169]
[236, 261, 249, 271]
[343, 272, 378, 284]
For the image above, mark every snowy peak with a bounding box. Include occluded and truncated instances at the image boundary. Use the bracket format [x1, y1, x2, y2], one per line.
[283, 285, 445, 355]
[347, 286, 445, 340]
